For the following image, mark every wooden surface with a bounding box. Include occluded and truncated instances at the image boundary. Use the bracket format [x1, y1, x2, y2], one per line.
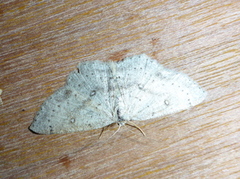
[1, 0, 240, 178]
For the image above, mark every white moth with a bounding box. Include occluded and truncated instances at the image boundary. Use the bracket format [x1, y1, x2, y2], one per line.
[29, 54, 207, 134]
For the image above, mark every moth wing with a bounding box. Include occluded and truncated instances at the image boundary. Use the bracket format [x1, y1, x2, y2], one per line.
[116, 54, 207, 121]
[30, 61, 116, 134]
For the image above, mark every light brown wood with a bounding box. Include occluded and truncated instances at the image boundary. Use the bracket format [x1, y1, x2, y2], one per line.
[1, 0, 239, 178]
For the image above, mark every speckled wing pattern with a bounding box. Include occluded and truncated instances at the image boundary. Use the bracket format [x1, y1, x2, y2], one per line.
[116, 55, 206, 122]
[29, 54, 206, 134]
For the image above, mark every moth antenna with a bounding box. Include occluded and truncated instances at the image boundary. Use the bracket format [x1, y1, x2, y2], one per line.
[126, 121, 146, 136]
[98, 126, 106, 139]
[108, 124, 122, 139]
[99, 123, 122, 139]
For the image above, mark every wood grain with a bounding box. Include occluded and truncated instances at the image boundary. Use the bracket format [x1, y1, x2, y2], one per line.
[1, 0, 239, 178]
